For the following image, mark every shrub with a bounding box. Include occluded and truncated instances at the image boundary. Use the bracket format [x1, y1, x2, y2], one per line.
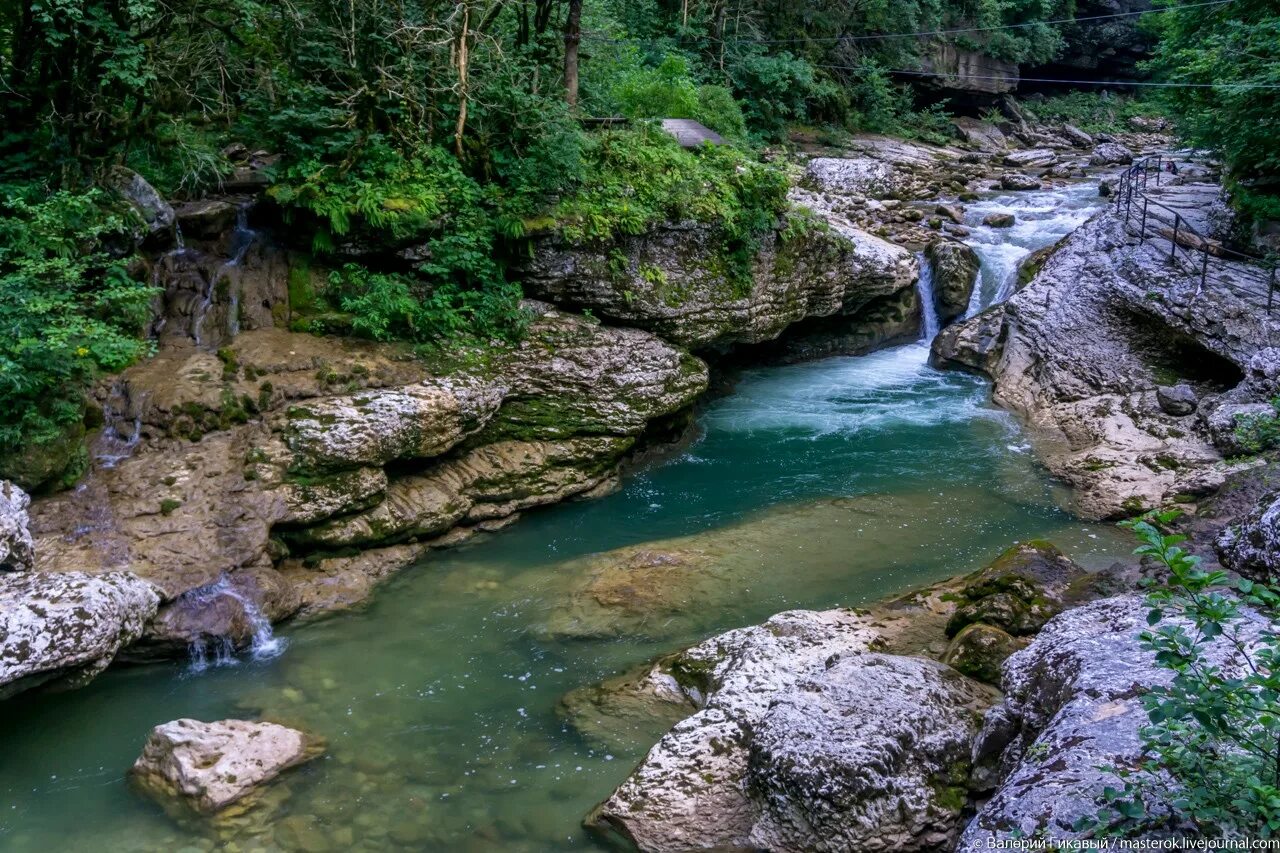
[1077, 509, 1280, 838]
[0, 185, 155, 484]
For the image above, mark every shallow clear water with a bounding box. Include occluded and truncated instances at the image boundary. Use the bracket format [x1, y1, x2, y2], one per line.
[0, 184, 1122, 852]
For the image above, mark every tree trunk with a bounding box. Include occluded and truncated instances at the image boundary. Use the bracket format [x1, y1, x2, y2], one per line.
[563, 0, 582, 108]
[455, 2, 470, 159]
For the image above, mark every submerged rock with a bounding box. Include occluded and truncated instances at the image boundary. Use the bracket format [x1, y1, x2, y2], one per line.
[131, 718, 324, 815]
[0, 571, 160, 699]
[585, 609, 994, 853]
[0, 480, 34, 571]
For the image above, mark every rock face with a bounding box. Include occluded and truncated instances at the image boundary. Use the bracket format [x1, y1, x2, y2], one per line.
[132, 718, 323, 815]
[962, 595, 1267, 844]
[1217, 491, 1280, 583]
[0, 571, 160, 699]
[0, 480, 34, 571]
[921, 43, 1018, 94]
[930, 186, 1271, 518]
[519, 211, 918, 351]
[106, 166, 175, 241]
[30, 304, 709, 644]
[585, 609, 993, 853]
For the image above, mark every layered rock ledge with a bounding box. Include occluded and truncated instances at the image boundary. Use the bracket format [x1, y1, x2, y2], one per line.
[932, 173, 1280, 518]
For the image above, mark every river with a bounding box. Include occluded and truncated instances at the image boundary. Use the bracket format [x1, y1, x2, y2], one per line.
[0, 181, 1126, 852]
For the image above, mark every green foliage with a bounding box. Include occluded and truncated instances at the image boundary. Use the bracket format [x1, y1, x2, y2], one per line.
[609, 55, 746, 140]
[326, 265, 526, 346]
[1145, 0, 1280, 225]
[551, 127, 788, 246]
[1076, 509, 1280, 838]
[0, 185, 155, 465]
[1024, 92, 1165, 135]
[1233, 398, 1280, 455]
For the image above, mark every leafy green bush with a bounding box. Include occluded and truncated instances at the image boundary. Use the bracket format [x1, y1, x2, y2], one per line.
[550, 127, 789, 245]
[1077, 509, 1280, 838]
[611, 56, 747, 140]
[326, 265, 526, 346]
[1233, 398, 1280, 454]
[0, 185, 155, 486]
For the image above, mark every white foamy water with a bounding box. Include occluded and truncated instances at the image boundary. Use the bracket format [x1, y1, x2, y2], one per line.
[712, 181, 1102, 443]
[707, 344, 995, 437]
[962, 182, 1102, 309]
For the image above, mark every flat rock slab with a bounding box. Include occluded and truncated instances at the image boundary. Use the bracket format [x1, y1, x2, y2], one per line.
[132, 718, 324, 815]
[0, 570, 160, 699]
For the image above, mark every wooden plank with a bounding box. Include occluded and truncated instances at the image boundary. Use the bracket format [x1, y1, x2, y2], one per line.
[659, 119, 726, 148]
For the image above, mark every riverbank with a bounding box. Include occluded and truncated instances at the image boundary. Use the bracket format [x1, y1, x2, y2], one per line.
[7, 114, 1264, 850]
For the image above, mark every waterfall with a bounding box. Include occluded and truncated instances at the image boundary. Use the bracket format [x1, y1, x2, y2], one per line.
[180, 575, 287, 673]
[914, 252, 941, 342]
[193, 204, 257, 348]
[94, 379, 144, 469]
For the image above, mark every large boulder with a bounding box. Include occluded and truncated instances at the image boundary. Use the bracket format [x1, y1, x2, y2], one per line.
[804, 157, 905, 199]
[1217, 491, 1280, 583]
[1003, 149, 1057, 169]
[0, 571, 160, 699]
[952, 118, 1008, 152]
[962, 595, 1267, 844]
[1090, 143, 1134, 166]
[585, 609, 994, 852]
[925, 240, 981, 324]
[105, 166, 175, 242]
[519, 214, 917, 351]
[131, 718, 324, 815]
[0, 480, 34, 571]
[1000, 173, 1042, 191]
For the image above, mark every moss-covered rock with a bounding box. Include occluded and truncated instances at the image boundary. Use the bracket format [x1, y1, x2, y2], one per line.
[942, 622, 1023, 685]
[944, 541, 1088, 638]
[925, 239, 981, 325]
[0, 418, 88, 494]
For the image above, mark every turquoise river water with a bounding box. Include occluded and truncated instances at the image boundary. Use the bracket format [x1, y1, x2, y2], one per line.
[0, 182, 1126, 852]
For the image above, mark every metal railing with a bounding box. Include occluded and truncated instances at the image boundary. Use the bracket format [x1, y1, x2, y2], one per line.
[1113, 155, 1278, 310]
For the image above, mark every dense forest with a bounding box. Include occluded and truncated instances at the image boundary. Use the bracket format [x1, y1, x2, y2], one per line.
[0, 0, 1276, 487]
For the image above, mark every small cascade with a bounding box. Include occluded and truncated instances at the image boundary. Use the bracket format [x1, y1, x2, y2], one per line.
[193, 204, 257, 348]
[94, 379, 145, 469]
[180, 574, 287, 673]
[914, 252, 941, 342]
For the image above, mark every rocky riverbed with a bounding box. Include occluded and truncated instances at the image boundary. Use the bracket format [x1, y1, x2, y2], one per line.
[6, 105, 1280, 852]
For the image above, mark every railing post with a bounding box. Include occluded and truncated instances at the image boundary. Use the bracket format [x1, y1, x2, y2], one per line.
[1141, 197, 1148, 240]
[1201, 245, 1209, 289]
[1156, 155, 1162, 187]
[1171, 214, 1180, 262]
[1271, 266, 1277, 314]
